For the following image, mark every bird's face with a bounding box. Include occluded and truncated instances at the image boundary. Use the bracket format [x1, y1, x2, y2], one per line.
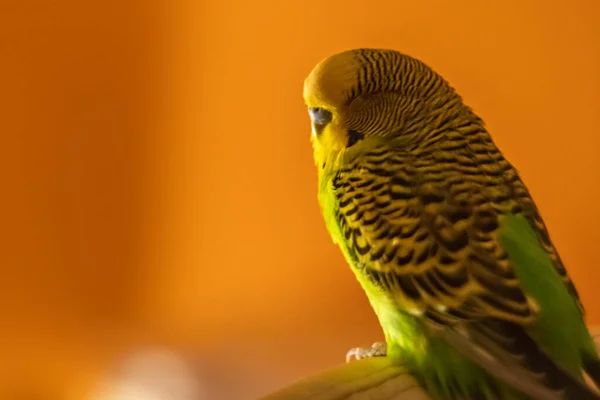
[304, 48, 463, 171]
[303, 50, 361, 170]
[304, 104, 352, 171]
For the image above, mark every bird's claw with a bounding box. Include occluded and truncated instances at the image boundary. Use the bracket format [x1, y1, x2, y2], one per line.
[345, 341, 387, 363]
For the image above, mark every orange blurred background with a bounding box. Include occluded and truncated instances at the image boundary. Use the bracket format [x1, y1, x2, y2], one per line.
[1, 0, 599, 399]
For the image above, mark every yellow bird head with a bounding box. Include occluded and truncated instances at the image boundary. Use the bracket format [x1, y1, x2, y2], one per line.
[303, 48, 469, 169]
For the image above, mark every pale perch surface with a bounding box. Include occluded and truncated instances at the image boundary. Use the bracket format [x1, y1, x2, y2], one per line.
[259, 327, 600, 400]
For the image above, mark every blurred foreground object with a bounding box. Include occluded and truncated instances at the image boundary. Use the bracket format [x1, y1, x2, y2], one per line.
[90, 348, 205, 400]
[260, 328, 600, 400]
[261, 357, 428, 400]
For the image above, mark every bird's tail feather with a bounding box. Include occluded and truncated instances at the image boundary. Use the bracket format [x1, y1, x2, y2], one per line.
[583, 355, 600, 393]
[443, 320, 600, 400]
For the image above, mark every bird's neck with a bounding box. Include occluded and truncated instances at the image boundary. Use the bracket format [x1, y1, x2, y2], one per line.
[414, 106, 487, 147]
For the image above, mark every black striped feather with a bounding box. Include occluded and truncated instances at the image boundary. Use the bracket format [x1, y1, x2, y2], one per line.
[332, 137, 579, 326]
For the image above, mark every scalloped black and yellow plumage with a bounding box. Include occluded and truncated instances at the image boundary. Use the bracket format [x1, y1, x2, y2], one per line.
[304, 49, 600, 400]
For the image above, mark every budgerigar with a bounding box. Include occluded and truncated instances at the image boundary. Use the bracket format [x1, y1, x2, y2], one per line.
[303, 48, 600, 400]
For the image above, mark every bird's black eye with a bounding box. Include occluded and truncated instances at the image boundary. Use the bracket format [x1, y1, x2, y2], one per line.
[308, 107, 333, 125]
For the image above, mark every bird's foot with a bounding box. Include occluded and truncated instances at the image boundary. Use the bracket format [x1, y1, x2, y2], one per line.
[345, 341, 387, 363]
